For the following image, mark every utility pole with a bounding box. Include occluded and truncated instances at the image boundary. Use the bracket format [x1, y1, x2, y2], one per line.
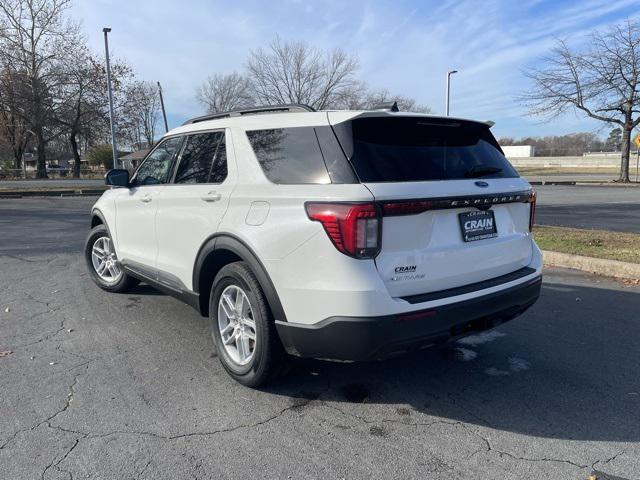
[103, 27, 118, 168]
[445, 70, 458, 116]
[157, 81, 169, 133]
[634, 134, 640, 183]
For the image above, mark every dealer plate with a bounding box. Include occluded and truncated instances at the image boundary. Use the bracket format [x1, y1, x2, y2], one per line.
[458, 210, 497, 242]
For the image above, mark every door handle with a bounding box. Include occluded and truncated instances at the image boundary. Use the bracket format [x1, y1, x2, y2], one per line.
[140, 195, 152, 203]
[201, 191, 222, 203]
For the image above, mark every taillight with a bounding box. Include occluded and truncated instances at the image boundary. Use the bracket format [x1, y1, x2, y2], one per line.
[305, 202, 381, 259]
[528, 191, 536, 231]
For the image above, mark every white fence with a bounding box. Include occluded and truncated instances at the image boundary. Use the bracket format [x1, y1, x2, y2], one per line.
[506, 154, 635, 168]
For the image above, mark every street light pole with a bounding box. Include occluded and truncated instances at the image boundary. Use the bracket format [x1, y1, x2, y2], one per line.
[445, 70, 458, 116]
[157, 81, 169, 133]
[103, 27, 118, 169]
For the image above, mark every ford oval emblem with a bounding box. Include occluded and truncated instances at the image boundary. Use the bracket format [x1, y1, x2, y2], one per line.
[475, 181, 489, 187]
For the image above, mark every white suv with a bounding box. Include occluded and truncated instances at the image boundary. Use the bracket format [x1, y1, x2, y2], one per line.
[85, 104, 542, 386]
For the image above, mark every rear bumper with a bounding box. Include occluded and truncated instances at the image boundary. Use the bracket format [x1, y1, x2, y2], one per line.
[275, 275, 542, 361]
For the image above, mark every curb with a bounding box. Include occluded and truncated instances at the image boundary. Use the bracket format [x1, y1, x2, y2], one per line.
[527, 180, 640, 187]
[574, 181, 640, 187]
[0, 188, 106, 198]
[528, 181, 576, 186]
[542, 250, 640, 280]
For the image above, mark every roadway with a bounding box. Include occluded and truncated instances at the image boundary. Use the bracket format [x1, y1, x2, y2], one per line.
[535, 184, 640, 233]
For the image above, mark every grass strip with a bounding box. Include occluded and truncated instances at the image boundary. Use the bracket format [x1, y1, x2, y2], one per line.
[533, 225, 640, 264]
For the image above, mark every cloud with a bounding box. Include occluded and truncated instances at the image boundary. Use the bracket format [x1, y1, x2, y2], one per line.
[71, 0, 639, 136]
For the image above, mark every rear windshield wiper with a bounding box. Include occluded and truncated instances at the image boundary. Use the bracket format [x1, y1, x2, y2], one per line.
[464, 166, 502, 178]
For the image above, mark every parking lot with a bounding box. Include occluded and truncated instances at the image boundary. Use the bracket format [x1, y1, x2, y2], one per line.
[1, 196, 639, 479]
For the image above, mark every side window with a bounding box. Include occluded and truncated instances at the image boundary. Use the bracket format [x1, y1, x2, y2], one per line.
[133, 137, 183, 186]
[174, 132, 227, 184]
[246, 127, 331, 184]
[315, 126, 357, 184]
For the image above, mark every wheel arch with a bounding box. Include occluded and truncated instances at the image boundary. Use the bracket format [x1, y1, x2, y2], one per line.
[193, 234, 288, 322]
[90, 209, 106, 228]
[90, 208, 117, 244]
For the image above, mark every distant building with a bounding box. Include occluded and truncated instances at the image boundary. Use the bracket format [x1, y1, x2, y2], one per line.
[22, 152, 89, 173]
[501, 145, 535, 158]
[119, 148, 151, 171]
[22, 152, 36, 171]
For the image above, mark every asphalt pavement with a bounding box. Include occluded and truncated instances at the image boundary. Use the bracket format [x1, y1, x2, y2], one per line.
[535, 184, 640, 233]
[1, 196, 639, 479]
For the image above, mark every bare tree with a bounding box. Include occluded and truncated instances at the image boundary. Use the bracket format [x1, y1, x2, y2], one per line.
[365, 89, 432, 113]
[336, 84, 431, 113]
[521, 20, 640, 182]
[196, 72, 253, 113]
[55, 45, 111, 177]
[0, 68, 29, 171]
[606, 127, 622, 151]
[498, 132, 607, 156]
[120, 80, 160, 149]
[0, 0, 80, 178]
[247, 36, 359, 110]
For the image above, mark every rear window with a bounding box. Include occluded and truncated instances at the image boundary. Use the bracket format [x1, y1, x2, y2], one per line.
[333, 117, 519, 183]
[246, 127, 356, 184]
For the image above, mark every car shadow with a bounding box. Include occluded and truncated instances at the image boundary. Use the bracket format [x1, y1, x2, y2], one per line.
[258, 278, 640, 443]
[99, 268, 640, 443]
[126, 283, 166, 296]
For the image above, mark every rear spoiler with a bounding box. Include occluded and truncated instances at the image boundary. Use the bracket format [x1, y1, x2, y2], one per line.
[327, 110, 497, 129]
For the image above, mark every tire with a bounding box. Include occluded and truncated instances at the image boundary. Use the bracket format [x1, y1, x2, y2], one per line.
[209, 261, 286, 387]
[85, 225, 139, 293]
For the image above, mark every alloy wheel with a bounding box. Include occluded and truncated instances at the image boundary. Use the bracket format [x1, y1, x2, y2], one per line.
[217, 285, 257, 366]
[91, 236, 123, 283]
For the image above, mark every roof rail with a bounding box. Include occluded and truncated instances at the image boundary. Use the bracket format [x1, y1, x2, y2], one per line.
[182, 104, 316, 125]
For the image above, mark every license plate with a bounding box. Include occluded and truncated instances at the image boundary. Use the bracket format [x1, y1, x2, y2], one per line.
[458, 210, 497, 242]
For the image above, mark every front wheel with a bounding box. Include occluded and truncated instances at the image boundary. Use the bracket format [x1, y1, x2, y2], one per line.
[210, 262, 285, 387]
[85, 225, 139, 293]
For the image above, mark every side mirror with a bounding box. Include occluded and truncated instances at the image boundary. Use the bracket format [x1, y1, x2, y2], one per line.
[105, 169, 130, 187]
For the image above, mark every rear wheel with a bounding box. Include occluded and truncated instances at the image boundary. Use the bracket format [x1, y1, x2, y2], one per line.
[85, 225, 139, 293]
[209, 261, 285, 387]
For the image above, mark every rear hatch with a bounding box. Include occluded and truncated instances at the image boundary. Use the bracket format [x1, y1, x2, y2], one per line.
[329, 113, 534, 298]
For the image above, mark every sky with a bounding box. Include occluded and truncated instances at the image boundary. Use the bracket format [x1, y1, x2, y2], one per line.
[71, 0, 640, 140]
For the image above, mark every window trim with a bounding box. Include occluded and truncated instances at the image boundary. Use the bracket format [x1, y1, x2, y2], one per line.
[130, 134, 185, 187]
[168, 128, 229, 186]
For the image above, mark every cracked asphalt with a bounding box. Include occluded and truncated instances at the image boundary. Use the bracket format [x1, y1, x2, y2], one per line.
[1, 197, 639, 480]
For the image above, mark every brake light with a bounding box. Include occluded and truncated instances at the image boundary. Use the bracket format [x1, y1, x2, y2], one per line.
[381, 200, 433, 216]
[305, 203, 381, 259]
[528, 191, 536, 231]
